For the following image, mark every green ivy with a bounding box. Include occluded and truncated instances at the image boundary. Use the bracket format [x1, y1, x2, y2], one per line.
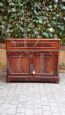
[0, 0, 65, 44]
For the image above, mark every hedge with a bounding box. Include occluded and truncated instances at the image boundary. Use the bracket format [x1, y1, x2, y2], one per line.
[0, 0, 65, 44]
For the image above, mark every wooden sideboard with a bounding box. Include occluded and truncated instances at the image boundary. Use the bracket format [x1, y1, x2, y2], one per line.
[6, 39, 60, 83]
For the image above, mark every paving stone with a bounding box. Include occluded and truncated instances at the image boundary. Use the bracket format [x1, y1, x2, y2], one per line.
[0, 73, 65, 115]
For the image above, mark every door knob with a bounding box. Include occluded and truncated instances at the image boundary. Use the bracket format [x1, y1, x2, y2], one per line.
[32, 70, 35, 75]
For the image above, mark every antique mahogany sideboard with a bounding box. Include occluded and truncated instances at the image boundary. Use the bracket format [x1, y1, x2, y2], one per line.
[6, 39, 60, 83]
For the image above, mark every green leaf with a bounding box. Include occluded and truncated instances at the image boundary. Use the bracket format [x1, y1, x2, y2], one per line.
[19, 27, 24, 32]
[61, 5, 65, 10]
[38, 18, 43, 24]
[62, 6, 65, 10]
[9, 2, 15, 6]
[7, 29, 10, 33]
[12, 8, 16, 12]
[43, 32, 49, 38]
[0, 2, 3, 7]
[34, 2, 41, 9]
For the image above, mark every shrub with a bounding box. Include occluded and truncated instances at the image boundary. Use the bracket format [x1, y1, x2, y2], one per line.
[0, 0, 65, 44]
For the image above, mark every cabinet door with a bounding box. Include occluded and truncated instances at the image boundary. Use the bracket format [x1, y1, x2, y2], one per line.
[7, 56, 29, 75]
[7, 52, 58, 76]
[35, 53, 56, 75]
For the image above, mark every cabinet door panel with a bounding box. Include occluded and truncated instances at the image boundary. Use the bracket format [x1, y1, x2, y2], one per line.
[35, 54, 55, 75]
[21, 57, 29, 73]
[35, 54, 44, 74]
[7, 57, 29, 74]
[35, 56, 40, 74]
[44, 55, 54, 74]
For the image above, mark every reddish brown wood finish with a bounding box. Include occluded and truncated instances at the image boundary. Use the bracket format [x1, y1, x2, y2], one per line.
[6, 39, 60, 83]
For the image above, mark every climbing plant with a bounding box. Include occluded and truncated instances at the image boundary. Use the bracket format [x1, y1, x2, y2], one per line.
[0, 0, 65, 44]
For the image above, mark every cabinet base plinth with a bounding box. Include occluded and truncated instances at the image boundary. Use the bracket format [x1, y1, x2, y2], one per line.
[6, 76, 60, 83]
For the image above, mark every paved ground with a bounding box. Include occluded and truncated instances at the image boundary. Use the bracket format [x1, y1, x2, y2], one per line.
[0, 73, 65, 115]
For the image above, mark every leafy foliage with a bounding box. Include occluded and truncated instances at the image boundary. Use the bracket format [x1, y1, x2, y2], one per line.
[0, 0, 65, 44]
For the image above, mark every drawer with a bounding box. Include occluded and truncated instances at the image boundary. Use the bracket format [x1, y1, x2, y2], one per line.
[6, 39, 60, 50]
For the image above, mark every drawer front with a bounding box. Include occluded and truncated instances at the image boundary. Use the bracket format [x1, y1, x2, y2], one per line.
[6, 39, 60, 50]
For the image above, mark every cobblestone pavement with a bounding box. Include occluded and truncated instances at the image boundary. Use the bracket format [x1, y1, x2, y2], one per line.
[0, 73, 65, 115]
